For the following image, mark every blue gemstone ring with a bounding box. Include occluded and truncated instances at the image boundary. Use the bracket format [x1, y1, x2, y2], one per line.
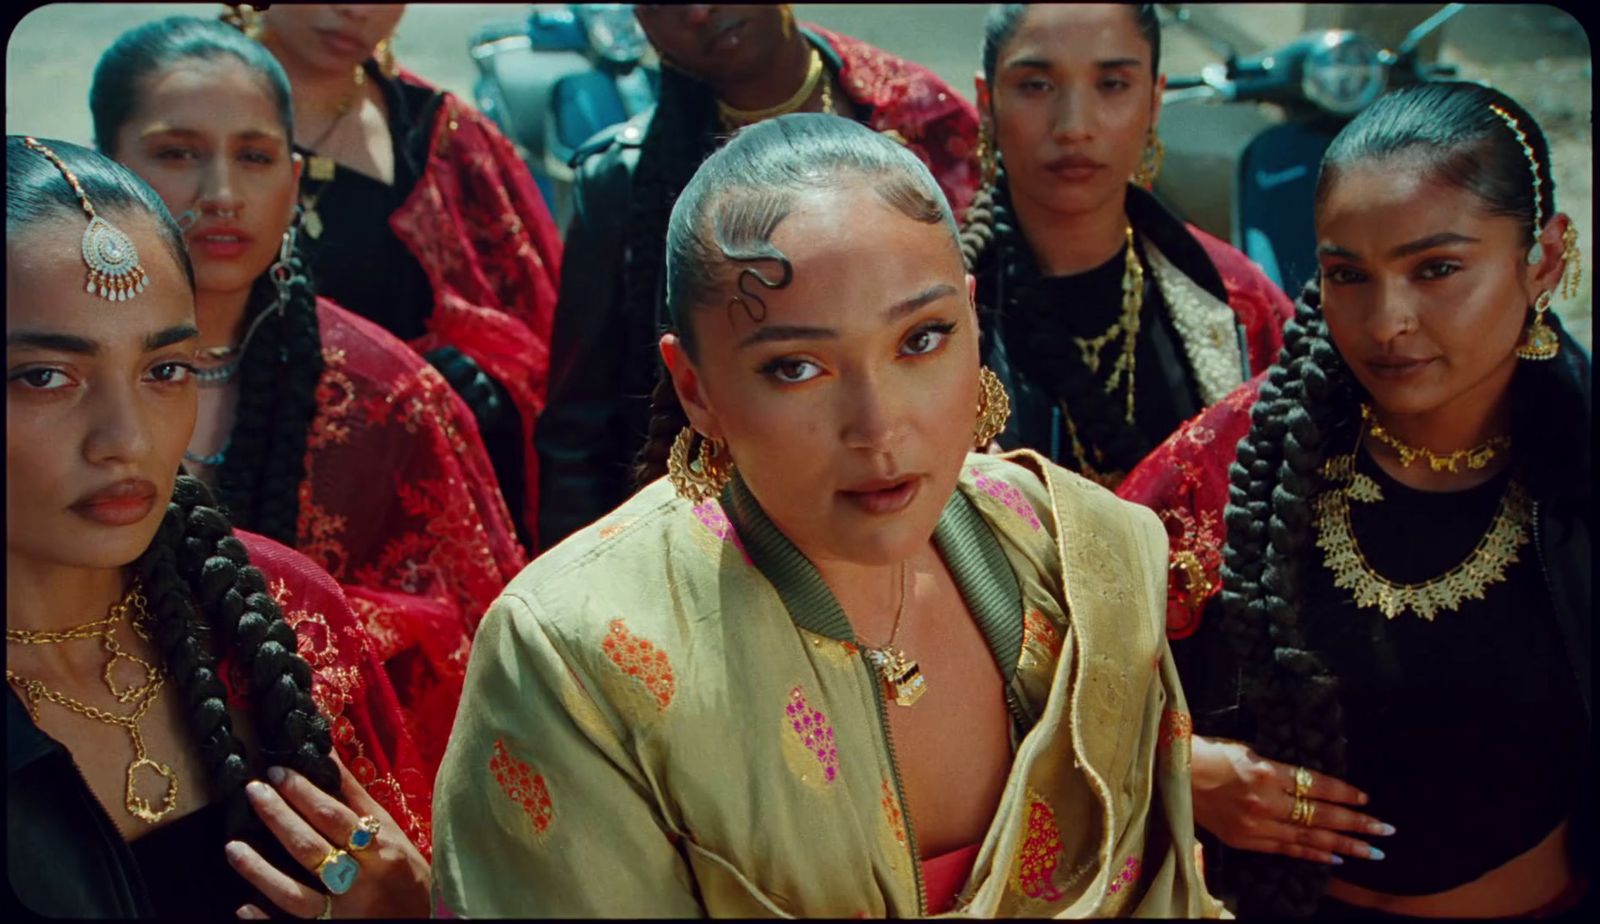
[316, 848, 360, 895]
[346, 814, 381, 853]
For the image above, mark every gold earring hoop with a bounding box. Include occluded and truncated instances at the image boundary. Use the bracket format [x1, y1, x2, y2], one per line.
[973, 366, 1012, 448]
[779, 4, 796, 40]
[667, 428, 734, 504]
[1133, 129, 1164, 188]
[1560, 224, 1582, 300]
[1516, 290, 1560, 361]
[375, 37, 399, 79]
[976, 120, 998, 190]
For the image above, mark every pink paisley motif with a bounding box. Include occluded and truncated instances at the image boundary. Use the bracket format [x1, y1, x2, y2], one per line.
[1106, 856, 1142, 894]
[1013, 793, 1065, 901]
[691, 500, 751, 563]
[786, 686, 840, 784]
[972, 468, 1043, 531]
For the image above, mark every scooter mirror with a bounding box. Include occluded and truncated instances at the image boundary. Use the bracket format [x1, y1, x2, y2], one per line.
[578, 4, 648, 66]
[1396, 2, 1464, 59]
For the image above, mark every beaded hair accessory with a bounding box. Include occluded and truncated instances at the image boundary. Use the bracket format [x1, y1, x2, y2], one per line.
[1486, 104, 1546, 266]
[21, 137, 149, 302]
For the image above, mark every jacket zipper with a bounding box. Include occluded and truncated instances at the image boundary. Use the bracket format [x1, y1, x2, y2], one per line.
[861, 655, 927, 916]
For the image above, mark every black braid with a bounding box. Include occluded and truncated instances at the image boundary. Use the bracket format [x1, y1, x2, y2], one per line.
[633, 371, 691, 489]
[213, 233, 324, 546]
[1216, 281, 1363, 915]
[132, 475, 341, 833]
[964, 170, 1153, 472]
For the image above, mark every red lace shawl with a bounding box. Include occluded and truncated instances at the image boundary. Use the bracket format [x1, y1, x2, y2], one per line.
[809, 24, 981, 215]
[295, 299, 527, 773]
[1115, 233, 1290, 639]
[226, 530, 435, 858]
[387, 72, 563, 545]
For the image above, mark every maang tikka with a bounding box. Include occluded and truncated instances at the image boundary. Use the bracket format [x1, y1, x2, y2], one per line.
[23, 137, 149, 302]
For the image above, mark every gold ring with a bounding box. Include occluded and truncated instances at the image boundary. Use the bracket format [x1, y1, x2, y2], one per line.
[318, 893, 333, 920]
[1294, 765, 1314, 799]
[1289, 796, 1316, 827]
[346, 814, 381, 852]
[315, 847, 360, 895]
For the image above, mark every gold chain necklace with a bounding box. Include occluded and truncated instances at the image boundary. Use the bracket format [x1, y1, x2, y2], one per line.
[1314, 449, 1532, 622]
[717, 47, 833, 131]
[301, 64, 367, 238]
[1361, 404, 1513, 473]
[6, 582, 179, 823]
[859, 563, 926, 707]
[1071, 224, 1145, 425]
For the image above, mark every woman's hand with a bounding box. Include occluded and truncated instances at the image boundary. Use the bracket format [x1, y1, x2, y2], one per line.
[1190, 735, 1395, 866]
[226, 751, 431, 919]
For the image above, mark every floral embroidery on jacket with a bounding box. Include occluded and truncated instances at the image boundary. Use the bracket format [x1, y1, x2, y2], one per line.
[971, 467, 1044, 531]
[489, 739, 554, 837]
[691, 499, 751, 564]
[1011, 790, 1065, 902]
[601, 619, 676, 710]
[783, 686, 840, 787]
[1107, 856, 1142, 894]
[881, 778, 907, 847]
[1159, 709, 1194, 751]
[1021, 608, 1064, 666]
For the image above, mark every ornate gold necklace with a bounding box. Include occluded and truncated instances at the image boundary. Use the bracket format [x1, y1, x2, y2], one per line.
[1071, 224, 1145, 426]
[860, 563, 925, 707]
[1361, 403, 1513, 473]
[717, 47, 834, 131]
[6, 582, 180, 824]
[1315, 447, 1531, 622]
[300, 64, 367, 239]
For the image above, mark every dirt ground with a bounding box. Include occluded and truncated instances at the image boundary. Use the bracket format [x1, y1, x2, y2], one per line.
[6, 3, 1590, 348]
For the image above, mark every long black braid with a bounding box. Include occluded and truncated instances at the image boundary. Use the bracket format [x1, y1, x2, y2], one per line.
[958, 169, 1155, 473]
[1215, 81, 1571, 915]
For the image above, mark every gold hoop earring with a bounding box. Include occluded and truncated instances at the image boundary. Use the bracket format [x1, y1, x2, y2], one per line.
[1133, 130, 1164, 188]
[973, 366, 1012, 448]
[667, 428, 734, 504]
[1561, 224, 1582, 300]
[375, 37, 399, 79]
[1515, 290, 1560, 361]
[976, 120, 998, 191]
[779, 4, 796, 40]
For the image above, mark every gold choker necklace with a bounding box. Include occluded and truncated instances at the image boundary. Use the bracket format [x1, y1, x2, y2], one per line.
[1315, 447, 1531, 622]
[717, 47, 833, 129]
[1361, 404, 1512, 473]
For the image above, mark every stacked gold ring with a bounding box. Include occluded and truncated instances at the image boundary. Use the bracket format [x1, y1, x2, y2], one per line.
[1289, 796, 1317, 827]
[1293, 766, 1314, 800]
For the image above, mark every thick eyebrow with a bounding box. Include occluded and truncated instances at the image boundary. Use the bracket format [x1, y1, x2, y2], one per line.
[5, 324, 197, 355]
[736, 283, 959, 349]
[1318, 232, 1482, 261]
[1003, 56, 1142, 73]
[139, 126, 285, 145]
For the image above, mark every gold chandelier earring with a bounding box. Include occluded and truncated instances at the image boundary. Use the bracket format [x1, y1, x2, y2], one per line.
[975, 120, 999, 191]
[1132, 129, 1164, 188]
[1560, 224, 1583, 300]
[973, 366, 1012, 448]
[667, 428, 734, 504]
[1515, 290, 1560, 361]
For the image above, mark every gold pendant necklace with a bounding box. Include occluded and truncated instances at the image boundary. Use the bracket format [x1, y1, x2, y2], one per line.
[6, 582, 178, 824]
[1314, 448, 1532, 622]
[859, 563, 926, 707]
[1360, 403, 1513, 473]
[302, 64, 366, 236]
[1070, 224, 1145, 425]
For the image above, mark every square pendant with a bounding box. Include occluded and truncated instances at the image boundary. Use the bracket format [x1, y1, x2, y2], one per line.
[308, 155, 336, 182]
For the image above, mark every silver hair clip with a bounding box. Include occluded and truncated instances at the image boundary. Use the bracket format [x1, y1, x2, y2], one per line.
[22, 137, 150, 302]
[1486, 104, 1546, 266]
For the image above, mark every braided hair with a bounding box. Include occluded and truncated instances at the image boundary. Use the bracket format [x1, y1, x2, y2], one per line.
[7, 139, 340, 834]
[1216, 82, 1567, 916]
[92, 16, 324, 546]
[633, 113, 962, 486]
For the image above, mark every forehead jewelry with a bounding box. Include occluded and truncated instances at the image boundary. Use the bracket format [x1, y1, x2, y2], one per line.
[21, 137, 149, 302]
[1487, 105, 1546, 266]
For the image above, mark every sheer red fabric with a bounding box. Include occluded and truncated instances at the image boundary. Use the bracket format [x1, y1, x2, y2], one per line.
[294, 298, 527, 773]
[922, 841, 984, 914]
[388, 72, 563, 544]
[809, 24, 981, 215]
[226, 530, 435, 858]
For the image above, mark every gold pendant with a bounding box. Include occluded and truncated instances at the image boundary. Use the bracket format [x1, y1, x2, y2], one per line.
[867, 646, 926, 707]
[303, 203, 325, 240]
[126, 756, 180, 824]
[308, 155, 336, 182]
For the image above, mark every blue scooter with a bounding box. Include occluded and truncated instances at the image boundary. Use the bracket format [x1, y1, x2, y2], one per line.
[1155, 4, 1463, 295]
[470, 4, 659, 229]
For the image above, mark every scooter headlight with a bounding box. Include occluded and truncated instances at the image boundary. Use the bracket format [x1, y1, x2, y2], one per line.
[1301, 31, 1389, 116]
[580, 4, 649, 65]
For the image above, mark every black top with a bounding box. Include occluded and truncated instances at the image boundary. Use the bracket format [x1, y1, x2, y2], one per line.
[1301, 448, 1588, 895]
[1004, 241, 1196, 463]
[295, 63, 440, 341]
[128, 799, 319, 920]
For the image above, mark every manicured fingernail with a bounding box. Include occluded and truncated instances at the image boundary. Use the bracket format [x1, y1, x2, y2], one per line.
[1330, 855, 1345, 866]
[267, 765, 286, 785]
[246, 780, 270, 801]
[1357, 792, 1369, 804]
[1369, 846, 1386, 861]
[1369, 823, 1396, 836]
[225, 841, 247, 863]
